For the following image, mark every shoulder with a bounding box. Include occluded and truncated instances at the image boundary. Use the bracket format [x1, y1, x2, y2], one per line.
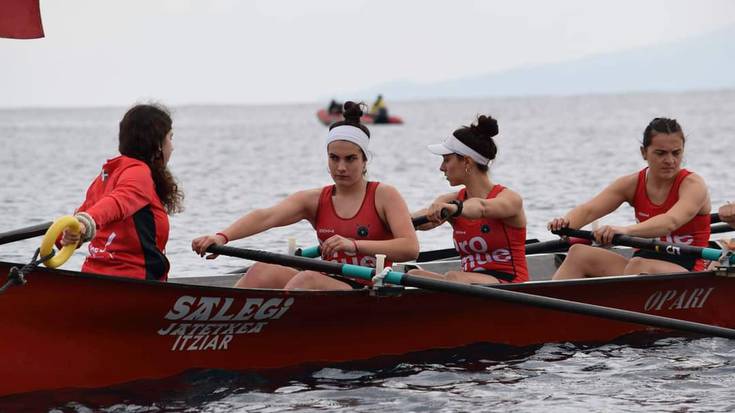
[608, 171, 639, 191]
[681, 171, 707, 187]
[117, 159, 153, 182]
[374, 182, 403, 200]
[373, 182, 411, 207]
[289, 188, 323, 203]
[495, 186, 522, 202]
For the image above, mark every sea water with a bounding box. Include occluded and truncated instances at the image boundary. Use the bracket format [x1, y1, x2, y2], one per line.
[0, 90, 734, 411]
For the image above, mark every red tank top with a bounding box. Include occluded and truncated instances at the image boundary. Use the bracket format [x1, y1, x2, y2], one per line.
[315, 181, 394, 269]
[632, 168, 710, 271]
[451, 185, 528, 282]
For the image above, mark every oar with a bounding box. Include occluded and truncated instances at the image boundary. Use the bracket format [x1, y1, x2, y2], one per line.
[711, 212, 722, 224]
[711, 223, 734, 235]
[552, 228, 735, 264]
[296, 210, 450, 258]
[0, 222, 53, 246]
[207, 244, 735, 339]
[416, 238, 545, 262]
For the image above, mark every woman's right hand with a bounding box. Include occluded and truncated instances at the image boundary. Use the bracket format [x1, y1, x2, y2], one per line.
[547, 217, 570, 233]
[192, 233, 227, 259]
[60, 221, 86, 247]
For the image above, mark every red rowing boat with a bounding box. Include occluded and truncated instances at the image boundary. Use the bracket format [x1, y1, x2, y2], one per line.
[316, 109, 404, 126]
[1, 255, 733, 397]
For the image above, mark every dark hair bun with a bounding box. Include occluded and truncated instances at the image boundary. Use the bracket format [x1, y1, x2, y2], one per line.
[473, 115, 499, 138]
[342, 101, 364, 123]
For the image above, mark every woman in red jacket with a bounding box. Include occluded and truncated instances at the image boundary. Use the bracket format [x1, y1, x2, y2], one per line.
[61, 104, 184, 281]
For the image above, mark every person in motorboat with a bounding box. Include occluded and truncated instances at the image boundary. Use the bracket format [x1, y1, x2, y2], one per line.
[192, 101, 419, 290]
[548, 117, 711, 280]
[60, 103, 184, 281]
[327, 99, 343, 115]
[408, 115, 529, 285]
[369, 94, 389, 123]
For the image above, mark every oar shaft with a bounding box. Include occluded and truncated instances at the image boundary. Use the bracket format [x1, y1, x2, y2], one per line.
[711, 212, 721, 224]
[208, 244, 735, 340]
[396, 274, 735, 339]
[0, 222, 53, 246]
[711, 223, 734, 235]
[553, 228, 735, 264]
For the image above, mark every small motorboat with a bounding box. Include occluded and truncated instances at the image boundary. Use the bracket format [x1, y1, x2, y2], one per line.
[316, 109, 404, 126]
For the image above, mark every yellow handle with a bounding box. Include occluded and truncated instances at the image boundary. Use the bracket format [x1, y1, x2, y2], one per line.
[39, 216, 81, 269]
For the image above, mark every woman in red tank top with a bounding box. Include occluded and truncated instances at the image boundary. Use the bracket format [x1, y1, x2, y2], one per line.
[192, 101, 418, 290]
[408, 115, 529, 284]
[548, 118, 711, 279]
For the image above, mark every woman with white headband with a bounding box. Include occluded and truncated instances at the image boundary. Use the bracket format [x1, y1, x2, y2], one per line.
[192, 101, 418, 290]
[409, 115, 529, 284]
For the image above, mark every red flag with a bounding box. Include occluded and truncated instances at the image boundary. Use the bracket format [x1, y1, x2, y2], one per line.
[0, 0, 44, 39]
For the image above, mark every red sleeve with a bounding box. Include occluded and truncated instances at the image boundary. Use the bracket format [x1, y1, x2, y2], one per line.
[81, 165, 156, 227]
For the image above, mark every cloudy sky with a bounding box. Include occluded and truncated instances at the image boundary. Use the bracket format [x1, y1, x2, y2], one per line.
[2, 0, 734, 108]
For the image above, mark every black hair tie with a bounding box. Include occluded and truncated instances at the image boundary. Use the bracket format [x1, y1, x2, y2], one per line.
[449, 199, 463, 218]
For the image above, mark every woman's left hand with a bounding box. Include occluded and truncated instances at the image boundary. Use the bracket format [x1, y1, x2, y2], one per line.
[592, 225, 628, 245]
[321, 234, 357, 259]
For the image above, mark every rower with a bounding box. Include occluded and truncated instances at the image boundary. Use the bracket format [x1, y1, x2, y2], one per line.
[548, 117, 711, 279]
[369, 94, 389, 123]
[408, 115, 529, 285]
[191, 101, 419, 290]
[60, 104, 183, 281]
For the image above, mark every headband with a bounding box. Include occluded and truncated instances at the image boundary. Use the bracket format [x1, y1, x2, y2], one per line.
[326, 125, 370, 158]
[427, 135, 491, 165]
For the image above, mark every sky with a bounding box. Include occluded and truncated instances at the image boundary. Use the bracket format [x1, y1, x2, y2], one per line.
[2, 0, 735, 108]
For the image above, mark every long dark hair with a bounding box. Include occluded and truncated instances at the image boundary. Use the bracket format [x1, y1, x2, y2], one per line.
[118, 104, 184, 214]
[452, 115, 499, 172]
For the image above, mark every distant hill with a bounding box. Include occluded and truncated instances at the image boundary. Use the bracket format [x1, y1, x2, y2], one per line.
[357, 25, 735, 99]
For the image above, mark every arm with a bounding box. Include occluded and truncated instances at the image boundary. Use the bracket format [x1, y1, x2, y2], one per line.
[220, 189, 319, 241]
[548, 173, 635, 231]
[412, 192, 457, 230]
[82, 165, 155, 227]
[192, 188, 320, 257]
[63, 165, 154, 246]
[359, 184, 419, 262]
[620, 173, 710, 237]
[461, 188, 525, 226]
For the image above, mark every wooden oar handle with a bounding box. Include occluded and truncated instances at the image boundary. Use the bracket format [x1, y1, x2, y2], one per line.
[411, 208, 450, 227]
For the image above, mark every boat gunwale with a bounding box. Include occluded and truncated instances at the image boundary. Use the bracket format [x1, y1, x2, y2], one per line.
[0, 259, 725, 297]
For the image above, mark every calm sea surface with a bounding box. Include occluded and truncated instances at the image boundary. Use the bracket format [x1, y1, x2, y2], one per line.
[1, 91, 734, 411]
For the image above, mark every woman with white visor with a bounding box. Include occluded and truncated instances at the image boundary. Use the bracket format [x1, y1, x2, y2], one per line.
[410, 115, 529, 284]
[192, 101, 418, 290]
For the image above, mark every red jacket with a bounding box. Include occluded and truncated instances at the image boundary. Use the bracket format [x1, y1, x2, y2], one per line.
[76, 155, 170, 280]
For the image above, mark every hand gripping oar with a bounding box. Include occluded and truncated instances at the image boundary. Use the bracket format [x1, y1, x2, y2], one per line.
[296, 210, 451, 259]
[0, 222, 53, 246]
[206, 244, 735, 339]
[551, 228, 735, 265]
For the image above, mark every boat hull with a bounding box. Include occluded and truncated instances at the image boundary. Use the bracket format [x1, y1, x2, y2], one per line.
[0, 261, 732, 396]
